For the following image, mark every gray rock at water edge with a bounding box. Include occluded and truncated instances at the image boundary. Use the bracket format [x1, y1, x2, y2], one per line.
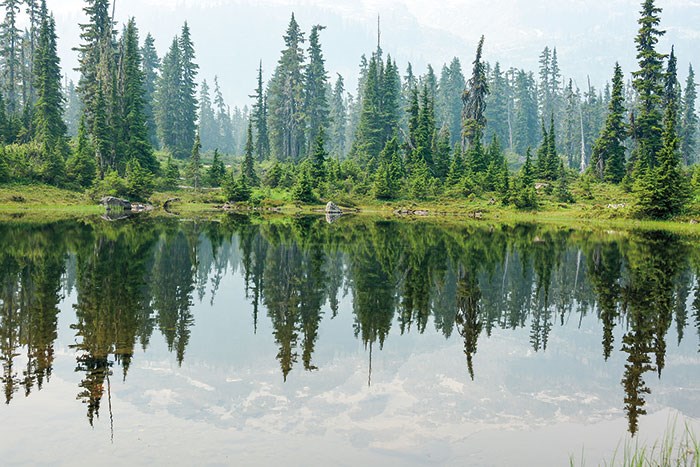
[100, 196, 132, 210]
[326, 202, 342, 214]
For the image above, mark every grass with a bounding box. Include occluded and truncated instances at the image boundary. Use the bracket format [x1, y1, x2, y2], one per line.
[570, 419, 699, 467]
[1, 182, 699, 235]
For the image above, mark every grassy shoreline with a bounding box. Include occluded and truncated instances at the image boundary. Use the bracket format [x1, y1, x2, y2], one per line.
[1, 183, 699, 233]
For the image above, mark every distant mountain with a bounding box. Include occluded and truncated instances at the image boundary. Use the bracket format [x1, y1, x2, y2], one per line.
[53, 0, 700, 107]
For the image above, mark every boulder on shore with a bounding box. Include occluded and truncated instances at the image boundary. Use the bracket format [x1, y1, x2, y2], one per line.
[100, 196, 132, 210]
[325, 202, 342, 214]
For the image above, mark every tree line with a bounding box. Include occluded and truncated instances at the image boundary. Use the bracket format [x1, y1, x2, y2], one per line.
[0, 0, 698, 218]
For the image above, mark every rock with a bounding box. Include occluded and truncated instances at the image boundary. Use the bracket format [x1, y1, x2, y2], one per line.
[100, 196, 131, 210]
[690, 219, 699, 225]
[489, 198, 496, 205]
[163, 198, 180, 211]
[325, 202, 342, 214]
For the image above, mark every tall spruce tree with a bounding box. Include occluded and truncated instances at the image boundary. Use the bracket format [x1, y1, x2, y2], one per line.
[120, 19, 158, 174]
[141, 32, 159, 148]
[267, 14, 305, 161]
[249, 61, 270, 161]
[437, 58, 465, 147]
[462, 36, 489, 150]
[198, 79, 217, 151]
[591, 63, 627, 183]
[242, 121, 259, 186]
[630, 0, 666, 174]
[680, 64, 697, 165]
[177, 22, 199, 160]
[1, 0, 22, 114]
[636, 47, 689, 218]
[304, 25, 330, 155]
[32, 9, 66, 184]
[155, 36, 181, 156]
[328, 73, 347, 159]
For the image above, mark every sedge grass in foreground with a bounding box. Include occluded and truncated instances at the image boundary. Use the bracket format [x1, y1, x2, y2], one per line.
[571, 418, 699, 467]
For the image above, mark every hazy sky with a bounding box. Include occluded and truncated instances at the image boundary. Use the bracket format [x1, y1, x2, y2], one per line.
[46, 0, 700, 108]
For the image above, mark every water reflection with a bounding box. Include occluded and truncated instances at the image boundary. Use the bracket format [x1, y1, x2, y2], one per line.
[0, 216, 699, 436]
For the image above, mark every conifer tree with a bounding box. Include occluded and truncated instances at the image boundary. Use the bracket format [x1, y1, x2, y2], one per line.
[555, 160, 574, 203]
[446, 144, 465, 186]
[1, 0, 22, 114]
[33, 9, 68, 167]
[635, 47, 689, 218]
[462, 36, 489, 150]
[155, 36, 181, 156]
[242, 121, 259, 186]
[433, 126, 451, 181]
[207, 149, 225, 187]
[178, 22, 199, 159]
[250, 61, 270, 161]
[121, 19, 158, 174]
[66, 115, 96, 187]
[352, 52, 384, 162]
[437, 58, 465, 146]
[304, 25, 330, 154]
[267, 14, 305, 161]
[329, 74, 347, 159]
[680, 64, 697, 165]
[198, 79, 217, 151]
[141, 33, 159, 148]
[291, 165, 315, 203]
[309, 127, 327, 186]
[188, 132, 202, 190]
[630, 0, 666, 174]
[373, 136, 402, 199]
[484, 62, 511, 150]
[591, 63, 627, 183]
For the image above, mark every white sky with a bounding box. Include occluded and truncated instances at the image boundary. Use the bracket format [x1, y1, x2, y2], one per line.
[42, 0, 700, 107]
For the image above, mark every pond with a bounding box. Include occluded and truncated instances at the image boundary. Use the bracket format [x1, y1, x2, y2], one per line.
[1, 215, 698, 465]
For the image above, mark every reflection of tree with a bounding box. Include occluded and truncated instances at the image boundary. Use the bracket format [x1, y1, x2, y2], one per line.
[72, 223, 158, 424]
[587, 242, 623, 360]
[152, 231, 195, 366]
[620, 231, 686, 435]
[455, 266, 482, 381]
[0, 224, 67, 404]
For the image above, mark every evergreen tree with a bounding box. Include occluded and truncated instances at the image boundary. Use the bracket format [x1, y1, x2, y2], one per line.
[630, 0, 666, 174]
[309, 127, 327, 186]
[120, 19, 158, 174]
[267, 14, 306, 161]
[304, 25, 329, 154]
[198, 79, 217, 151]
[680, 64, 697, 165]
[446, 144, 465, 186]
[32, 10, 68, 169]
[188, 132, 202, 190]
[66, 115, 96, 187]
[155, 37, 181, 156]
[75, 0, 113, 133]
[206, 149, 225, 187]
[250, 61, 270, 161]
[291, 165, 315, 203]
[484, 62, 511, 151]
[213, 76, 233, 153]
[177, 22, 199, 160]
[224, 168, 251, 203]
[437, 58, 465, 147]
[352, 52, 384, 162]
[373, 136, 402, 199]
[328, 74, 347, 159]
[141, 33, 159, 148]
[462, 36, 489, 150]
[433, 126, 452, 181]
[513, 70, 539, 156]
[242, 121, 259, 186]
[555, 160, 574, 203]
[591, 63, 627, 183]
[1, 0, 22, 114]
[161, 155, 180, 190]
[635, 47, 690, 218]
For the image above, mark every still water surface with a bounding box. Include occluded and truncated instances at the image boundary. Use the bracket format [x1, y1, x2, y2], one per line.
[1, 215, 699, 465]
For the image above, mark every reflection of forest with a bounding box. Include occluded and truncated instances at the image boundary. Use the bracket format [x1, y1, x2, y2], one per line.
[0, 216, 698, 434]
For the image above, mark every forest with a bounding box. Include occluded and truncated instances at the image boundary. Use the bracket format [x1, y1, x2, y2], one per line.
[0, 0, 699, 219]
